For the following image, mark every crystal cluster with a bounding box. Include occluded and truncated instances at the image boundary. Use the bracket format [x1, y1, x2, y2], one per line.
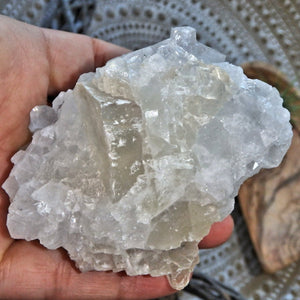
[3, 27, 292, 290]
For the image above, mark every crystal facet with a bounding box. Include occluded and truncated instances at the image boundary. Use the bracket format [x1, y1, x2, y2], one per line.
[3, 27, 292, 290]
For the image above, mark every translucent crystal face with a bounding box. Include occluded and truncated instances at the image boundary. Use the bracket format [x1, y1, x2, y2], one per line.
[3, 27, 292, 290]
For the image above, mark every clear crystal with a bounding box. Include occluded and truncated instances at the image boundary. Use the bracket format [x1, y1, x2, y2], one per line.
[3, 27, 292, 290]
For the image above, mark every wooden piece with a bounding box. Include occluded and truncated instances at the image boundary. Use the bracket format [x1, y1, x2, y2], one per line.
[239, 129, 300, 273]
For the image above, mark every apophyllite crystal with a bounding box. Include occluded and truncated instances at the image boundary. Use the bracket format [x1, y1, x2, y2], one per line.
[3, 27, 292, 289]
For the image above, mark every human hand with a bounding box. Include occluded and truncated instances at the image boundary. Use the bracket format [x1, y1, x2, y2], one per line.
[0, 16, 233, 300]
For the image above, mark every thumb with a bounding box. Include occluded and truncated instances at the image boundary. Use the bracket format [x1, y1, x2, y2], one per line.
[41, 27, 129, 95]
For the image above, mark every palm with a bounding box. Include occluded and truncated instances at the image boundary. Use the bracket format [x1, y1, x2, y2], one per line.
[0, 16, 233, 300]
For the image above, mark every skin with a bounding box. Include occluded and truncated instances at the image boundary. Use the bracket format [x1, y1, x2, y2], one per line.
[0, 16, 234, 300]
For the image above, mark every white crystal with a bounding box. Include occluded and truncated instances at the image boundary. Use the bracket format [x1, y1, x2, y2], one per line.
[3, 27, 292, 290]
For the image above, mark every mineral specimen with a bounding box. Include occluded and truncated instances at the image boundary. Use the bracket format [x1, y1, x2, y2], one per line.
[3, 27, 292, 290]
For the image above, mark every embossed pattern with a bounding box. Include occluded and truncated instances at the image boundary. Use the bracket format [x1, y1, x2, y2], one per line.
[88, 0, 300, 88]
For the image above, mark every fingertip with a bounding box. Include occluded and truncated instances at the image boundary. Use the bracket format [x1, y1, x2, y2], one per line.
[198, 215, 234, 249]
[91, 38, 130, 67]
[119, 274, 176, 300]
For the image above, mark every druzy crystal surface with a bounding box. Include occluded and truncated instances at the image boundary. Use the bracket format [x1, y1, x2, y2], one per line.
[3, 27, 292, 290]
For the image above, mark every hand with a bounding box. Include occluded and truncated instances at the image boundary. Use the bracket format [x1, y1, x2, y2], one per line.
[0, 16, 234, 300]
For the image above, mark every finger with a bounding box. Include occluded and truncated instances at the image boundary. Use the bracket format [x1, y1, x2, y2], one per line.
[0, 16, 129, 154]
[0, 241, 175, 300]
[41, 28, 130, 95]
[64, 272, 175, 300]
[198, 215, 234, 249]
[0, 188, 13, 262]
